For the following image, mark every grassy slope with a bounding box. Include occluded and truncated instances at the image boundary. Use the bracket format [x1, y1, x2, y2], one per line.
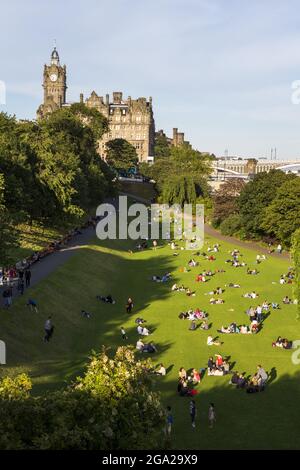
[0, 233, 299, 449]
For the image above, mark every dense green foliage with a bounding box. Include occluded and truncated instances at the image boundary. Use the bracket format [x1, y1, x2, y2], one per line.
[0, 106, 114, 264]
[212, 170, 299, 246]
[106, 138, 138, 172]
[212, 179, 246, 227]
[154, 133, 171, 159]
[0, 348, 165, 449]
[141, 144, 212, 205]
[291, 229, 300, 319]
[0, 173, 20, 265]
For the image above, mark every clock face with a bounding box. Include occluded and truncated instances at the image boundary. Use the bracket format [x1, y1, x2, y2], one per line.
[50, 73, 58, 82]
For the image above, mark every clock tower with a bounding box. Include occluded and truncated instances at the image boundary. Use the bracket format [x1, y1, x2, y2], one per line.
[37, 47, 67, 119]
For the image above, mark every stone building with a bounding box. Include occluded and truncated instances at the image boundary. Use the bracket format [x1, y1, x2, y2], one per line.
[155, 128, 190, 147]
[84, 91, 155, 163]
[37, 48, 155, 162]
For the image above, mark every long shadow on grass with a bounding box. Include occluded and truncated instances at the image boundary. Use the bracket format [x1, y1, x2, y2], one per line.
[0, 241, 179, 393]
[157, 370, 300, 450]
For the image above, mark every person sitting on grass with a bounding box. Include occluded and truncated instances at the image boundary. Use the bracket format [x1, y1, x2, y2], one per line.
[250, 319, 260, 334]
[272, 337, 294, 349]
[191, 368, 201, 384]
[207, 335, 222, 346]
[271, 302, 280, 309]
[81, 309, 91, 319]
[229, 371, 239, 385]
[141, 342, 157, 353]
[240, 324, 251, 334]
[279, 275, 286, 285]
[137, 324, 150, 336]
[186, 288, 196, 297]
[136, 339, 144, 351]
[189, 320, 197, 331]
[200, 320, 209, 330]
[179, 367, 187, 380]
[237, 373, 248, 389]
[155, 363, 166, 376]
[195, 274, 206, 283]
[135, 317, 146, 324]
[283, 296, 293, 304]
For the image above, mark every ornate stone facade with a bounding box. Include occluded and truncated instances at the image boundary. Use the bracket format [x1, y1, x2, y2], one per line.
[84, 91, 155, 162]
[37, 48, 155, 162]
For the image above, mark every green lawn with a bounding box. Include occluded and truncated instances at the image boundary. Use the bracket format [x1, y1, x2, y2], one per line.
[0, 232, 299, 449]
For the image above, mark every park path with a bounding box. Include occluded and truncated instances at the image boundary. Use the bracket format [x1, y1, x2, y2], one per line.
[0, 224, 97, 303]
[1, 193, 291, 305]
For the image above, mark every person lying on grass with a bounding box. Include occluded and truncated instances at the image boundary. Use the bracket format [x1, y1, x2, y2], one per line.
[136, 339, 157, 353]
[151, 272, 171, 282]
[226, 283, 241, 288]
[207, 336, 222, 346]
[209, 298, 224, 304]
[243, 291, 259, 299]
[272, 337, 295, 349]
[96, 294, 115, 304]
[247, 268, 259, 275]
[206, 287, 224, 295]
[178, 309, 208, 320]
[188, 259, 198, 267]
[282, 295, 293, 304]
[218, 323, 252, 334]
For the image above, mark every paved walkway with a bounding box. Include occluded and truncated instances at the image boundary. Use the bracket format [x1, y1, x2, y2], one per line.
[1, 224, 97, 304]
[204, 224, 290, 260]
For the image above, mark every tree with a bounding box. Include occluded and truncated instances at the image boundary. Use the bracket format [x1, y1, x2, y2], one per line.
[0, 173, 20, 266]
[106, 139, 138, 172]
[291, 229, 300, 319]
[150, 144, 212, 205]
[237, 170, 297, 238]
[0, 347, 165, 450]
[212, 179, 246, 227]
[154, 133, 171, 159]
[261, 178, 300, 246]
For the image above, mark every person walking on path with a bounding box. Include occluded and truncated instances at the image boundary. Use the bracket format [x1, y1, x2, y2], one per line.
[25, 269, 31, 288]
[190, 400, 197, 428]
[208, 403, 216, 428]
[126, 297, 134, 314]
[44, 316, 54, 342]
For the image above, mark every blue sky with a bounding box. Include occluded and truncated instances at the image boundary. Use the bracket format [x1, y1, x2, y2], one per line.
[1, 0, 300, 159]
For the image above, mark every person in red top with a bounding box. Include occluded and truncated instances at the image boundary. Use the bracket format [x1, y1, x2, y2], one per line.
[215, 354, 223, 368]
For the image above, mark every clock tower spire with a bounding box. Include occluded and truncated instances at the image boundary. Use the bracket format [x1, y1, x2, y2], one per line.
[37, 46, 67, 119]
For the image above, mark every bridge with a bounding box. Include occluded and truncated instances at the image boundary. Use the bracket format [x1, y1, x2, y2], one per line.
[209, 158, 300, 189]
